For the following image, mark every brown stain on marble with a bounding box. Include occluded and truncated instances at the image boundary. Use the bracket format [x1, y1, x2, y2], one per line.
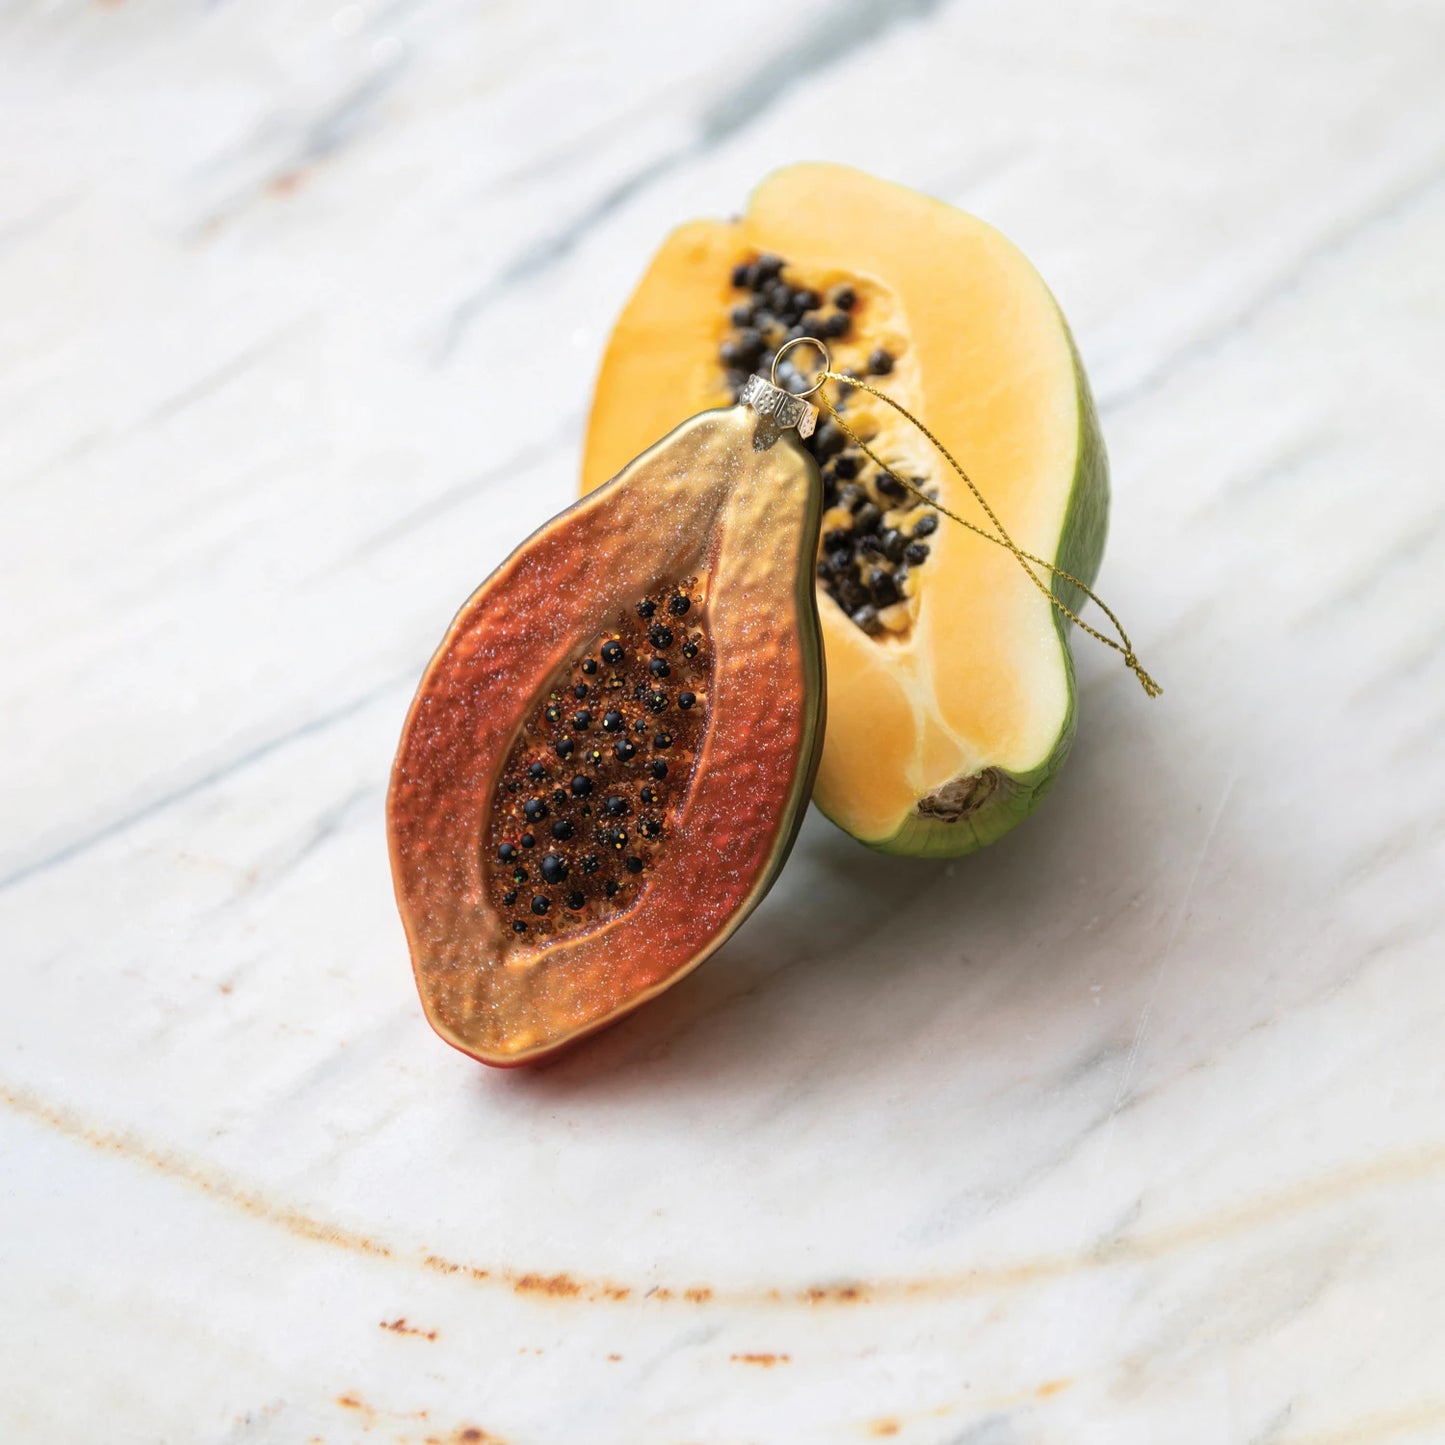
[867, 1419, 900, 1437]
[7, 1078, 1443, 1311]
[337, 1393, 502, 1444]
[380, 1317, 438, 1341]
[731, 1352, 790, 1366]
[1035, 1378, 1072, 1399]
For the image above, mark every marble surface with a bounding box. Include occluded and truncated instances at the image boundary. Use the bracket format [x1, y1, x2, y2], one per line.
[3, 2, 1443, 1442]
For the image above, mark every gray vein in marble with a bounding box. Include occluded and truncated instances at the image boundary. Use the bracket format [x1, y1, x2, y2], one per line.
[325, 427, 576, 569]
[438, 0, 947, 359]
[1099, 151, 1445, 414]
[0, 675, 408, 896]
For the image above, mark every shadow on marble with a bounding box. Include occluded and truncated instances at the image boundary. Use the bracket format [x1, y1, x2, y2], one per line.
[477, 676, 1235, 1109]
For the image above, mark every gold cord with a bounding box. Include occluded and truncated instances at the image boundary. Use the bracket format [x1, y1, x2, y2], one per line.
[817, 369, 1161, 698]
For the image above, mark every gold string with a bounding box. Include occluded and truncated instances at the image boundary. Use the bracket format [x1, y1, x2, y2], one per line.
[816, 369, 1161, 698]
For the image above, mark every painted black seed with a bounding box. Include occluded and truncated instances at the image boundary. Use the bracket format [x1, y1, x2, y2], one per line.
[681, 641, 699, 659]
[513, 920, 528, 934]
[531, 895, 550, 916]
[651, 759, 669, 779]
[604, 795, 628, 817]
[633, 718, 649, 733]
[615, 739, 636, 762]
[552, 789, 568, 807]
[519, 832, 536, 850]
[678, 691, 697, 710]
[833, 285, 855, 310]
[640, 787, 655, 804]
[667, 594, 691, 617]
[573, 683, 589, 700]
[649, 657, 670, 677]
[570, 775, 593, 797]
[601, 640, 624, 665]
[512, 868, 528, 884]
[566, 891, 585, 910]
[498, 843, 517, 863]
[572, 710, 592, 730]
[545, 704, 561, 723]
[649, 624, 674, 648]
[581, 855, 600, 874]
[541, 854, 568, 884]
[586, 749, 603, 766]
[881, 528, 907, 563]
[602, 709, 624, 733]
[869, 348, 894, 376]
[633, 682, 650, 701]
[605, 880, 620, 898]
[640, 817, 662, 838]
[524, 797, 546, 821]
[503, 890, 517, 906]
[913, 513, 939, 538]
[505, 780, 519, 793]
[554, 737, 574, 759]
[625, 856, 644, 874]
[607, 828, 628, 848]
[648, 691, 669, 713]
[904, 541, 930, 565]
[833, 454, 858, 480]
[551, 819, 575, 841]
[636, 598, 656, 618]
[527, 761, 546, 781]
[581, 657, 598, 675]
[653, 735, 672, 751]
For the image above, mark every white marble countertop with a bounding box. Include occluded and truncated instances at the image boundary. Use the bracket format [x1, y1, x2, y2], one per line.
[3, 2, 1443, 1442]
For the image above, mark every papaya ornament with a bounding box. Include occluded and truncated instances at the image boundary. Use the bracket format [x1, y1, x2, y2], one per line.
[387, 374, 826, 1067]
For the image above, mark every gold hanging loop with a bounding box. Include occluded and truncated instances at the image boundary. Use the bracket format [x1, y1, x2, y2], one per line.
[816, 369, 1161, 698]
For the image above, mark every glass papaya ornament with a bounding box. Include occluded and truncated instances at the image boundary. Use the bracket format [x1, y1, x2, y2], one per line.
[387, 365, 826, 1067]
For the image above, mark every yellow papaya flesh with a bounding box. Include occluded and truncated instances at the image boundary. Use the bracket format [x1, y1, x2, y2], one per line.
[390, 408, 825, 1065]
[581, 163, 1108, 856]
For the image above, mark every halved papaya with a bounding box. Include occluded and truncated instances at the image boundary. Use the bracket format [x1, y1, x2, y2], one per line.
[390, 405, 825, 1065]
[581, 163, 1109, 856]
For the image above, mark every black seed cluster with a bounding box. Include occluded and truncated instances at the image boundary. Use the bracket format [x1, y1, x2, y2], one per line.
[722, 254, 937, 635]
[485, 584, 709, 940]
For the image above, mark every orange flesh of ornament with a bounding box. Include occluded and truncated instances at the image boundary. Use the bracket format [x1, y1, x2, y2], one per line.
[388, 408, 824, 1065]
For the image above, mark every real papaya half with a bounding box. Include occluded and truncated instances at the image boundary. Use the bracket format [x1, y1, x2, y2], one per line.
[582, 163, 1109, 857]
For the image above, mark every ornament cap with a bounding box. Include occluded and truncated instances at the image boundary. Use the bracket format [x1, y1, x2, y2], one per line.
[739, 373, 818, 450]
